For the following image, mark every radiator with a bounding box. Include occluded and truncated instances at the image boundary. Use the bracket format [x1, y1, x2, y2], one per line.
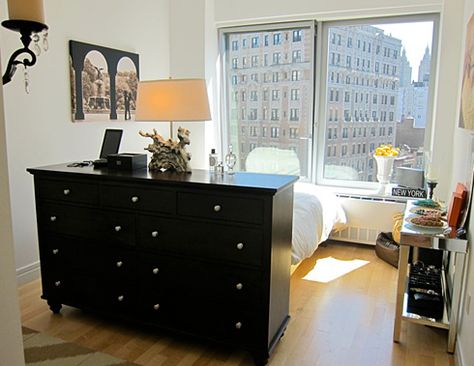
[330, 195, 406, 245]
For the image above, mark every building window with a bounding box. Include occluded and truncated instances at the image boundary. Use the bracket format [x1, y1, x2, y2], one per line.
[293, 29, 303, 42]
[271, 109, 280, 121]
[289, 128, 298, 139]
[272, 89, 280, 101]
[290, 108, 299, 121]
[290, 89, 300, 101]
[273, 52, 281, 65]
[291, 70, 301, 81]
[252, 36, 259, 48]
[271, 127, 280, 138]
[273, 33, 282, 45]
[292, 50, 302, 63]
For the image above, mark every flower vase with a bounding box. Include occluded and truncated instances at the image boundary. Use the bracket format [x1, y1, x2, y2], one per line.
[374, 155, 396, 195]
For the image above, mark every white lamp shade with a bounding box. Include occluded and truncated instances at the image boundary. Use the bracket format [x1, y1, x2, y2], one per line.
[135, 79, 211, 122]
[7, 0, 45, 23]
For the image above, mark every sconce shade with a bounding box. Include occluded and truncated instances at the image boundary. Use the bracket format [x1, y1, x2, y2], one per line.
[135, 79, 211, 122]
[7, 0, 45, 24]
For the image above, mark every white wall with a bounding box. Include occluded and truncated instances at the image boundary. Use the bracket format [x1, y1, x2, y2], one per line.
[168, 0, 208, 169]
[0, 56, 25, 365]
[451, 0, 474, 364]
[0, 0, 170, 281]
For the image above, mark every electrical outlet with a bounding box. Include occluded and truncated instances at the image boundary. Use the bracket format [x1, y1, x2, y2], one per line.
[467, 294, 471, 316]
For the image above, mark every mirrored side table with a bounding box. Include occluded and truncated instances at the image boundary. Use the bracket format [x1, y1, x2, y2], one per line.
[393, 200, 469, 353]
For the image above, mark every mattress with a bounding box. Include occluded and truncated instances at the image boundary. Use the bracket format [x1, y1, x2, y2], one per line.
[291, 182, 346, 264]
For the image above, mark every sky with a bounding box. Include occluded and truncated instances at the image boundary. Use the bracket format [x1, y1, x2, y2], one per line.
[375, 21, 434, 82]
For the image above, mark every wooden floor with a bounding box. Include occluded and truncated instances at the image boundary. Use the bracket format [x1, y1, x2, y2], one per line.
[19, 242, 456, 366]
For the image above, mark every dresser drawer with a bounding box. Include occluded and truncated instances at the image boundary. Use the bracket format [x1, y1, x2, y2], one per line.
[37, 178, 99, 205]
[42, 274, 103, 309]
[39, 203, 103, 239]
[177, 192, 264, 224]
[103, 248, 138, 281]
[39, 235, 104, 274]
[103, 282, 138, 313]
[138, 254, 263, 307]
[100, 184, 175, 214]
[138, 216, 264, 266]
[102, 211, 136, 246]
[139, 298, 265, 347]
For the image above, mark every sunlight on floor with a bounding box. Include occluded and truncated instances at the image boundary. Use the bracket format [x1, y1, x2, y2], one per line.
[302, 256, 370, 283]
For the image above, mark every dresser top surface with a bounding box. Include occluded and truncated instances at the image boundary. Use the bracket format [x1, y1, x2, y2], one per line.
[27, 163, 298, 193]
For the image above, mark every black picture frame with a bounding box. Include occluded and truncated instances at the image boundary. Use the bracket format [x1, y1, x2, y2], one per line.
[69, 40, 140, 122]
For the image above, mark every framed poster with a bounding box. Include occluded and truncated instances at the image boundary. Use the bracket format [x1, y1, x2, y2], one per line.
[69, 41, 139, 122]
[460, 14, 474, 130]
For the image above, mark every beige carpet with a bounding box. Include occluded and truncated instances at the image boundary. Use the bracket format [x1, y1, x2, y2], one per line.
[22, 327, 138, 366]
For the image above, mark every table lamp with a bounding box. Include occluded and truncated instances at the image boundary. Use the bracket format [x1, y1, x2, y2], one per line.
[135, 78, 211, 173]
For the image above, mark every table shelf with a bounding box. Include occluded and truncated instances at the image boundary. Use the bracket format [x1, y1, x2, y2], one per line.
[393, 200, 469, 353]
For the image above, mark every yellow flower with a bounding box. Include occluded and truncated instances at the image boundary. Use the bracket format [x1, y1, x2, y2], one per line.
[375, 144, 399, 157]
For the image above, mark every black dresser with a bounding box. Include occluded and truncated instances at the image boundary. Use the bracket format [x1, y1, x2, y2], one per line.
[27, 164, 298, 365]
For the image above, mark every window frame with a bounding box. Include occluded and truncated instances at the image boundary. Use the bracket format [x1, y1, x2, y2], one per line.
[219, 15, 440, 189]
[313, 13, 440, 188]
[219, 21, 316, 178]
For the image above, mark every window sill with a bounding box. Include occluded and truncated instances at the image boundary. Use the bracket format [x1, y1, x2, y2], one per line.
[321, 184, 408, 203]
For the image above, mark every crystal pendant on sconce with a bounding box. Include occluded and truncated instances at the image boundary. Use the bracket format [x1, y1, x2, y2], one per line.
[24, 67, 30, 94]
[32, 33, 41, 56]
[42, 31, 49, 52]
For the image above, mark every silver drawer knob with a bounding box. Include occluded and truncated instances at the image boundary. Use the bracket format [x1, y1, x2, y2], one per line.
[213, 204, 222, 212]
[236, 242, 244, 250]
[152, 268, 159, 274]
[117, 295, 124, 302]
[235, 322, 242, 329]
[54, 281, 61, 287]
[52, 249, 59, 255]
[131, 196, 139, 203]
[114, 226, 122, 232]
[50, 216, 57, 222]
[116, 261, 123, 268]
[151, 231, 159, 238]
[153, 304, 160, 310]
[63, 189, 70, 195]
[236, 283, 243, 290]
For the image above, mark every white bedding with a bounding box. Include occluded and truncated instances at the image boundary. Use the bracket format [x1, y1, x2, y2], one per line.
[291, 182, 346, 264]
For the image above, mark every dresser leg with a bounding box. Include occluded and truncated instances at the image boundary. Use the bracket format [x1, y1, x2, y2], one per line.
[47, 300, 62, 314]
[252, 352, 269, 366]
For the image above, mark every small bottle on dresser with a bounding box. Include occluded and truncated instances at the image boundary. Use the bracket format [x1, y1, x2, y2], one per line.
[209, 149, 218, 172]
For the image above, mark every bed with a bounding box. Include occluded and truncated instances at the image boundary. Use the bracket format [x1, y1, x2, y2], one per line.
[291, 182, 347, 265]
[245, 147, 347, 267]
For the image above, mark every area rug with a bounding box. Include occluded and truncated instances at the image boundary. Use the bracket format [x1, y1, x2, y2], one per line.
[22, 327, 138, 366]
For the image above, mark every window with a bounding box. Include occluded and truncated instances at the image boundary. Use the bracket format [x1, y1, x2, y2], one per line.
[291, 70, 301, 81]
[252, 36, 259, 48]
[221, 17, 436, 185]
[293, 29, 303, 42]
[271, 108, 280, 120]
[289, 128, 298, 139]
[290, 89, 300, 101]
[272, 89, 280, 101]
[292, 50, 302, 63]
[290, 108, 299, 121]
[319, 17, 436, 185]
[271, 127, 280, 138]
[273, 33, 282, 45]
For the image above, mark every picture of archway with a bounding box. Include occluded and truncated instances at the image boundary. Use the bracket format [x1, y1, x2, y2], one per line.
[116, 57, 138, 120]
[69, 41, 139, 122]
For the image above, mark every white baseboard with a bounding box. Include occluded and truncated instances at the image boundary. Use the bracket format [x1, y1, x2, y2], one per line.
[16, 261, 40, 285]
[456, 339, 464, 366]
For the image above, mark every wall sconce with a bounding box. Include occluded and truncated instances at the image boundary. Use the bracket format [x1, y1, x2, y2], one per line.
[2, 0, 48, 89]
